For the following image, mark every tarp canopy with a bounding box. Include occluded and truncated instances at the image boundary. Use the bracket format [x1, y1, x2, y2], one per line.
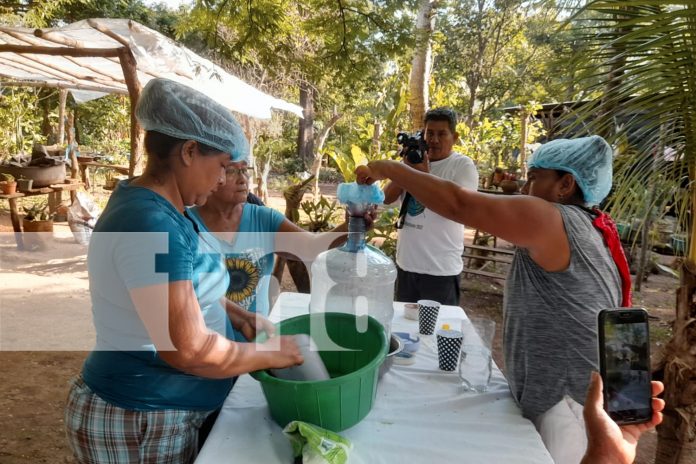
[0, 18, 303, 120]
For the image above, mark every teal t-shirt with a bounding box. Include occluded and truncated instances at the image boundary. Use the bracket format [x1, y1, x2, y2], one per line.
[188, 204, 285, 317]
[82, 180, 234, 411]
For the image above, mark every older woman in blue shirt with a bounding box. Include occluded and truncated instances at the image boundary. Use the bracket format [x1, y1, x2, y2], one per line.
[65, 79, 302, 464]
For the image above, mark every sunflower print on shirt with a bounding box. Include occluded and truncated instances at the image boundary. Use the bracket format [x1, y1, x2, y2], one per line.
[225, 254, 261, 308]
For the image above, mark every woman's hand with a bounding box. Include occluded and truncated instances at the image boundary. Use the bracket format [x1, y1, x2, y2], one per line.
[363, 205, 378, 230]
[581, 371, 665, 464]
[343, 204, 378, 230]
[356, 161, 391, 185]
[238, 312, 276, 342]
[259, 335, 304, 369]
[226, 300, 276, 341]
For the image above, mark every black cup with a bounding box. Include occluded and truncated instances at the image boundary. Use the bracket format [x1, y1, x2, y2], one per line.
[418, 300, 440, 335]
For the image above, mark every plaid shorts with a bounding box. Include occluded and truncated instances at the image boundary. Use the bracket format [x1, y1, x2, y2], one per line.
[65, 376, 212, 464]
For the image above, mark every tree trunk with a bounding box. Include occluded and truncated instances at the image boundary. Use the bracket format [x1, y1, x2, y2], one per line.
[271, 176, 316, 293]
[311, 112, 342, 197]
[519, 110, 527, 178]
[257, 157, 271, 205]
[655, 262, 696, 463]
[40, 89, 52, 140]
[636, 132, 662, 291]
[598, 9, 630, 139]
[655, 152, 696, 463]
[240, 116, 260, 197]
[408, 0, 436, 132]
[371, 119, 382, 156]
[74, 105, 81, 145]
[297, 82, 315, 170]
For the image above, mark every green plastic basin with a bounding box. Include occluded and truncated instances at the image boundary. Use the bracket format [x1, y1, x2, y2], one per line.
[251, 312, 388, 431]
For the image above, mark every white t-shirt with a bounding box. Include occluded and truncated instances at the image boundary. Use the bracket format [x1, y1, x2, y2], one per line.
[395, 153, 479, 276]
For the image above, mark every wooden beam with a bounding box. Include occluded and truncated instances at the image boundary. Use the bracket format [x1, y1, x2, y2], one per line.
[66, 111, 79, 179]
[30, 29, 165, 83]
[0, 79, 127, 94]
[0, 29, 126, 85]
[64, 56, 126, 84]
[87, 19, 131, 48]
[0, 55, 74, 84]
[32, 28, 88, 49]
[16, 52, 123, 88]
[58, 88, 67, 145]
[0, 44, 122, 58]
[117, 47, 144, 177]
[0, 53, 125, 92]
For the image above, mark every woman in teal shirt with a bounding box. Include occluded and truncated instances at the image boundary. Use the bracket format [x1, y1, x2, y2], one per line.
[65, 79, 302, 464]
[188, 158, 375, 320]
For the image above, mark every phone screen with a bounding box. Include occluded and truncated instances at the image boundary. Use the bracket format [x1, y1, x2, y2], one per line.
[600, 312, 652, 423]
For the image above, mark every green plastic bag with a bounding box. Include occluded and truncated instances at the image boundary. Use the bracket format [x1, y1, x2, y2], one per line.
[283, 421, 352, 464]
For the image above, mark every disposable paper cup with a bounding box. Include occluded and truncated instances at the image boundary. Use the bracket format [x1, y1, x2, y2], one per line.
[437, 328, 464, 371]
[418, 300, 440, 335]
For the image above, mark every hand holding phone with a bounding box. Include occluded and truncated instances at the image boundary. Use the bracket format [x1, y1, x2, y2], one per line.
[598, 308, 652, 425]
[581, 371, 664, 464]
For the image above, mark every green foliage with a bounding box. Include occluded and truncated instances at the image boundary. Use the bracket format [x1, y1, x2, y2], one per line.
[434, 0, 570, 125]
[0, 88, 45, 157]
[367, 206, 399, 260]
[77, 95, 130, 159]
[566, 1, 696, 259]
[299, 195, 341, 232]
[328, 145, 367, 182]
[458, 107, 544, 174]
[1, 173, 15, 182]
[22, 0, 182, 34]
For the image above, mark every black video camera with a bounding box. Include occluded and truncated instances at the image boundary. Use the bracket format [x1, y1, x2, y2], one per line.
[396, 131, 428, 164]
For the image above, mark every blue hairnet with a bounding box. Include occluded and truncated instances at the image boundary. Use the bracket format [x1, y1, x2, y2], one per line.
[136, 78, 249, 161]
[527, 135, 613, 205]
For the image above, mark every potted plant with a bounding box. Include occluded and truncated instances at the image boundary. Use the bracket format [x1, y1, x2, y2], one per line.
[17, 175, 33, 192]
[22, 202, 54, 233]
[0, 173, 17, 194]
[103, 170, 118, 190]
[500, 170, 520, 194]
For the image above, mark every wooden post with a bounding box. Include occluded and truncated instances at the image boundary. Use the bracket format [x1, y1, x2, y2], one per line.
[117, 47, 144, 177]
[67, 112, 79, 182]
[58, 88, 67, 145]
[8, 197, 24, 250]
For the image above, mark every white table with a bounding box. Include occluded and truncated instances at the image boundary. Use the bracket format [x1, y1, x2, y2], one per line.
[196, 292, 553, 463]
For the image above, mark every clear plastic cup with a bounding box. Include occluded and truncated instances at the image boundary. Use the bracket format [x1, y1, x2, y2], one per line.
[458, 318, 495, 392]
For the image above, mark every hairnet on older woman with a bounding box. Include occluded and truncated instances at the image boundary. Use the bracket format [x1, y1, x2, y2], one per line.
[135, 78, 249, 161]
[527, 135, 613, 205]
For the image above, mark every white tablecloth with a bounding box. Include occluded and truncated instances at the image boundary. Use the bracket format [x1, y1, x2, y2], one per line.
[196, 292, 553, 464]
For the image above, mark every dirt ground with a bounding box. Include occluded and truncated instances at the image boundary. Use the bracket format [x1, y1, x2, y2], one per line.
[0, 185, 678, 463]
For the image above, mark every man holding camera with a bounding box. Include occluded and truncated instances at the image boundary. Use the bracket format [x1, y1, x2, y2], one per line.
[385, 108, 479, 305]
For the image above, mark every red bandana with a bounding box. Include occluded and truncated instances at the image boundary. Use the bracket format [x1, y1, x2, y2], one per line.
[590, 208, 632, 307]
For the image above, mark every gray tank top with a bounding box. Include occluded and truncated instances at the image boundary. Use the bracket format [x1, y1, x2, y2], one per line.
[503, 204, 621, 420]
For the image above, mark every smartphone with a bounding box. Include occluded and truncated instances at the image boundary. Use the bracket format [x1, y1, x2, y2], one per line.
[597, 308, 652, 425]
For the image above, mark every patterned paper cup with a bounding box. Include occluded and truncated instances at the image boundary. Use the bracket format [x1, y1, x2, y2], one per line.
[437, 328, 464, 371]
[417, 300, 440, 335]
